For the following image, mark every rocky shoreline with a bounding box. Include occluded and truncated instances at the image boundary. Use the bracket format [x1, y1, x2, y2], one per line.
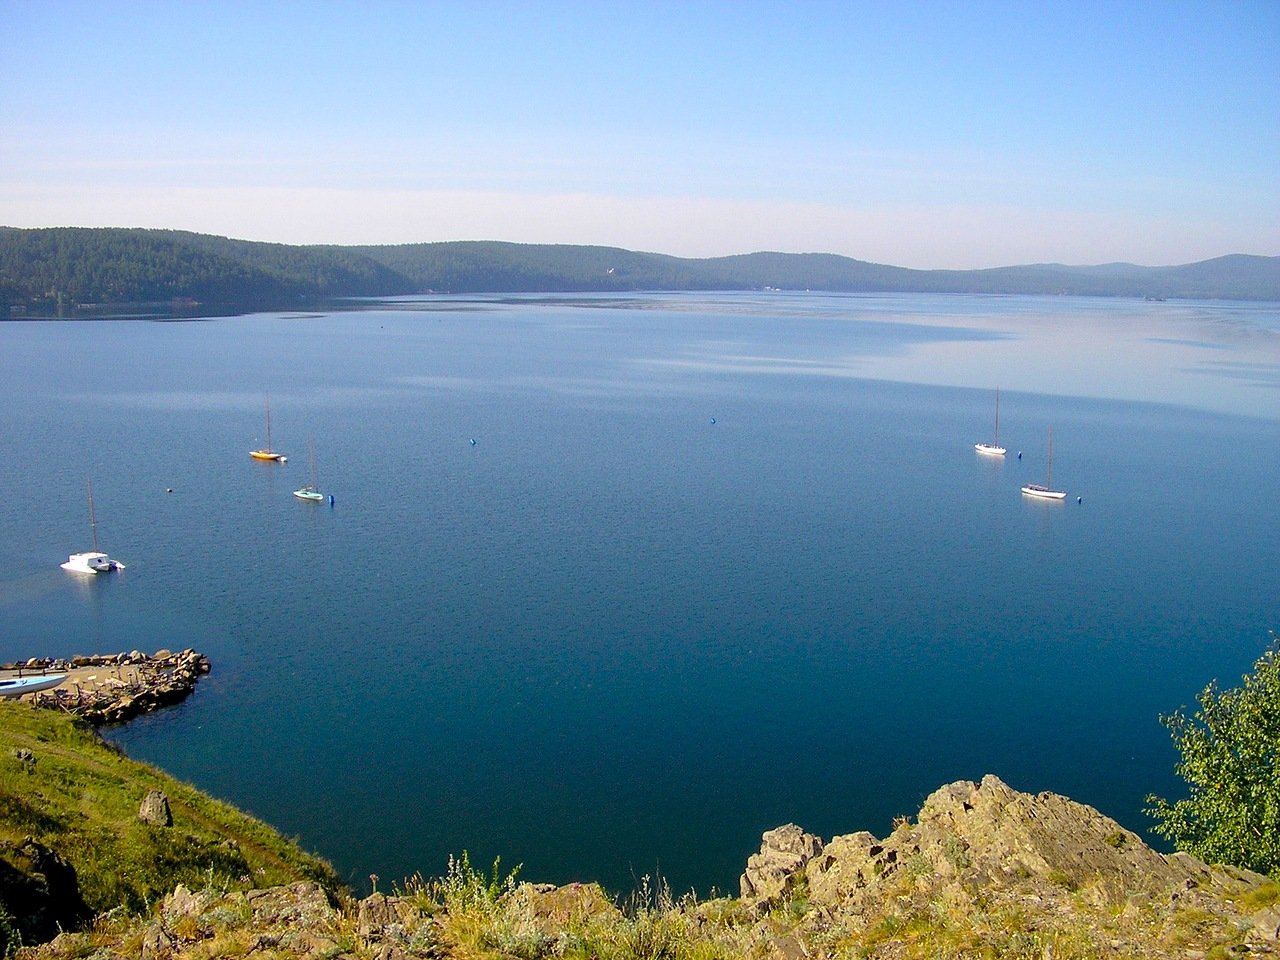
[3, 649, 210, 725]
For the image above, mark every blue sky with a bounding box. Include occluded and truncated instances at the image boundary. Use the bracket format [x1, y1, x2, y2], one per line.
[2, 1, 1276, 268]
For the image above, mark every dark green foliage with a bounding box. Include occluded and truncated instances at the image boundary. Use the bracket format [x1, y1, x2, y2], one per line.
[1147, 641, 1280, 874]
[0, 227, 406, 314]
[1, 227, 1277, 314]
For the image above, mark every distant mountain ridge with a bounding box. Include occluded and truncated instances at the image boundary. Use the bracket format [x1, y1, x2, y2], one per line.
[1, 227, 1277, 315]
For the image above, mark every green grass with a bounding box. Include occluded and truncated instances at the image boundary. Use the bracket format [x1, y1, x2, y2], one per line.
[0, 701, 342, 920]
[1239, 881, 1280, 912]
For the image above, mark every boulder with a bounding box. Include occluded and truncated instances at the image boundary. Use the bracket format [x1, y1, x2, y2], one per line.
[358, 891, 417, 943]
[507, 880, 620, 929]
[140, 922, 174, 960]
[0, 838, 92, 945]
[739, 823, 823, 909]
[161, 883, 210, 920]
[246, 880, 338, 927]
[139, 789, 173, 827]
[1251, 904, 1280, 942]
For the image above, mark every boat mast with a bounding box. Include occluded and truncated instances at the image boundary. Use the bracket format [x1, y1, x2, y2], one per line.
[308, 436, 317, 490]
[1046, 428, 1054, 488]
[994, 387, 1000, 445]
[87, 478, 99, 552]
[265, 395, 273, 453]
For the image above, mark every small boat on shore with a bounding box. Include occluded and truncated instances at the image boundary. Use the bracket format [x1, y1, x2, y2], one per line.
[975, 387, 1007, 457]
[1022, 427, 1066, 500]
[0, 674, 66, 698]
[61, 479, 125, 574]
[250, 395, 288, 462]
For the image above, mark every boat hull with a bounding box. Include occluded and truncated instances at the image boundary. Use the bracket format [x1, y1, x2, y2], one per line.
[0, 674, 67, 697]
[975, 442, 1007, 456]
[250, 449, 287, 462]
[1021, 484, 1066, 500]
[293, 488, 325, 502]
[61, 551, 124, 574]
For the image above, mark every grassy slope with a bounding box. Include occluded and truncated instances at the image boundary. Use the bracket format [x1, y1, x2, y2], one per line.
[0, 702, 341, 918]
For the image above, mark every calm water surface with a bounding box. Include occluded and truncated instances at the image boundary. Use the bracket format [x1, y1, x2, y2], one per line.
[1, 292, 1277, 895]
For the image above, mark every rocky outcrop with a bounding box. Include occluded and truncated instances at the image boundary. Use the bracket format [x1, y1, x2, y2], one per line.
[127, 881, 347, 960]
[740, 774, 1277, 956]
[504, 881, 619, 930]
[739, 823, 823, 910]
[795, 773, 1259, 912]
[0, 838, 91, 947]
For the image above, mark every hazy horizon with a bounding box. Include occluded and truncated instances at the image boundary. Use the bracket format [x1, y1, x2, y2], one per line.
[2, 2, 1277, 270]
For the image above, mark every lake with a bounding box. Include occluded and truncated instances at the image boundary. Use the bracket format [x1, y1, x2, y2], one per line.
[1, 291, 1277, 896]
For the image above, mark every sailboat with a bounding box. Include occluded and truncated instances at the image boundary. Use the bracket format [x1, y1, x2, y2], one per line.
[61, 478, 126, 573]
[974, 387, 1007, 456]
[250, 396, 288, 462]
[293, 437, 325, 502]
[1021, 428, 1066, 500]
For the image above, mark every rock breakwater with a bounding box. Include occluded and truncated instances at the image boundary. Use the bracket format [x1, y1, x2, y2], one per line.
[4, 649, 210, 725]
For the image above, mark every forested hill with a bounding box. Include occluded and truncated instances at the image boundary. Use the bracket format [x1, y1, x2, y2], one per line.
[2, 227, 1277, 315]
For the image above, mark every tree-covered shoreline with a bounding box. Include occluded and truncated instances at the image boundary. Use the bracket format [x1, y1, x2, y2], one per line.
[2, 226, 1278, 317]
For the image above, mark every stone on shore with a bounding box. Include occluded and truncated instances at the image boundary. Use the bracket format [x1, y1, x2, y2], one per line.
[138, 790, 173, 827]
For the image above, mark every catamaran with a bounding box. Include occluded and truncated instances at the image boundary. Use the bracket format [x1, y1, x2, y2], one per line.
[61, 478, 126, 573]
[1021, 427, 1066, 500]
[250, 395, 288, 462]
[974, 387, 1007, 456]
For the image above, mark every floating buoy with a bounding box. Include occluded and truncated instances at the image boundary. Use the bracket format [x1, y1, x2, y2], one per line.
[1017, 451, 1022, 460]
[1077, 496, 1083, 504]
[470, 438, 477, 446]
[328, 494, 335, 507]
[165, 488, 173, 493]
[710, 417, 716, 424]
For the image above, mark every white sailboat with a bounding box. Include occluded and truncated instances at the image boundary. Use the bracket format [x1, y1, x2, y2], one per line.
[250, 395, 288, 462]
[975, 387, 1007, 456]
[62, 478, 126, 573]
[293, 437, 325, 502]
[1021, 428, 1066, 500]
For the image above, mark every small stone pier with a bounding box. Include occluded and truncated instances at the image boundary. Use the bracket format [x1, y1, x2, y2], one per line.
[2, 649, 211, 725]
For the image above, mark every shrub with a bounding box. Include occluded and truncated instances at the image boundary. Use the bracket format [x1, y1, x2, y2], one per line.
[1146, 640, 1280, 874]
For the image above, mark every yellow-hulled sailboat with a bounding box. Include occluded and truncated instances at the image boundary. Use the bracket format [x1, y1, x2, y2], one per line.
[250, 396, 287, 462]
